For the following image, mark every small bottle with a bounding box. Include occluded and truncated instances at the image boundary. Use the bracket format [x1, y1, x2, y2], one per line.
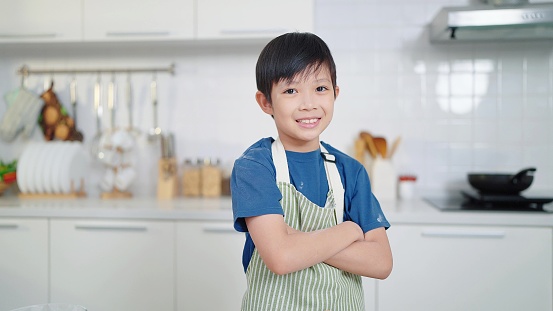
[182, 158, 201, 197]
[398, 175, 417, 200]
[201, 158, 222, 197]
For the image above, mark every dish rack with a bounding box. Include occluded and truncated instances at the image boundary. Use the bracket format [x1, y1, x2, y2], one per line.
[18, 179, 86, 199]
[17, 141, 88, 199]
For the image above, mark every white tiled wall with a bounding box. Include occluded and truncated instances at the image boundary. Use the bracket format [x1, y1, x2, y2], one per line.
[315, 0, 553, 195]
[1, 0, 552, 198]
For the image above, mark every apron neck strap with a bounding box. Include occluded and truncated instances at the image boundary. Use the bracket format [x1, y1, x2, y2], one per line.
[271, 137, 344, 224]
[271, 137, 290, 183]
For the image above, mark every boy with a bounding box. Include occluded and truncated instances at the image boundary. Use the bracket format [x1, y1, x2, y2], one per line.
[231, 32, 392, 311]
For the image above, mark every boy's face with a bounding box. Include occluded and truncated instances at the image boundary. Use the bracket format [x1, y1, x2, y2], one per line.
[256, 67, 339, 152]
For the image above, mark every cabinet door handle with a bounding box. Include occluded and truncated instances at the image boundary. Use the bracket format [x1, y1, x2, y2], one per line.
[219, 28, 289, 35]
[0, 33, 57, 39]
[421, 229, 506, 239]
[0, 223, 19, 229]
[203, 223, 237, 233]
[75, 224, 148, 232]
[106, 31, 170, 37]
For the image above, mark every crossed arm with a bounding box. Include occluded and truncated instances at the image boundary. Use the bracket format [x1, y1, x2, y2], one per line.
[245, 214, 393, 279]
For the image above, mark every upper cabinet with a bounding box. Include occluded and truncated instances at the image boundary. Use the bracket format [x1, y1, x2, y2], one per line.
[82, 0, 194, 41]
[196, 0, 314, 40]
[0, 0, 81, 43]
[0, 0, 314, 44]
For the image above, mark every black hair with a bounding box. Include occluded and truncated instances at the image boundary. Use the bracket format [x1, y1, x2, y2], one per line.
[255, 32, 337, 104]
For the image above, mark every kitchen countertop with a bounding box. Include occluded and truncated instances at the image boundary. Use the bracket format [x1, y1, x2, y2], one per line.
[0, 197, 234, 221]
[0, 196, 551, 227]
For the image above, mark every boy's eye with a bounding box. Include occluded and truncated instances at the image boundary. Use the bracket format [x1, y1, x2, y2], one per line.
[284, 89, 297, 94]
[316, 86, 329, 92]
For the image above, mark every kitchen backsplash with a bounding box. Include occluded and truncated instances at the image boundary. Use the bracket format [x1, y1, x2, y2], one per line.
[1, 0, 552, 198]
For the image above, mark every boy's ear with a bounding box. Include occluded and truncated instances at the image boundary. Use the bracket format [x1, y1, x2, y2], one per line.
[334, 85, 340, 99]
[256, 91, 273, 115]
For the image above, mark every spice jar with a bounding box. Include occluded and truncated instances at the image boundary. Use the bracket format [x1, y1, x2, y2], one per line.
[398, 175, 417, 200]
[182, 158, 201, 197]
[200, 158, 222, 197]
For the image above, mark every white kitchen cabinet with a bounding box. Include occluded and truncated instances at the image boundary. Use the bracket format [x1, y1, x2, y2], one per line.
[50, 219, 175, 311]
[83, 0, 194, 41]
[378, 225, 552, 311]
[0, 218, 48, 311]
[196, 0, 314, 40]
[362, 277, 377, 311]
[177, 221, 247, 311]
[1, 0, 312, 43]
[0, 0, 81, 43]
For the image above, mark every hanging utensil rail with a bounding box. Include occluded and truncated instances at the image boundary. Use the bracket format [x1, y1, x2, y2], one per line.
[17, 63, 175, 81]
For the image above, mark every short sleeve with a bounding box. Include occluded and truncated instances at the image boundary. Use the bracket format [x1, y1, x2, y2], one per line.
[319, 141, 390, 233]
[231, 146, 284, 232]
[345, 164, 390, 233]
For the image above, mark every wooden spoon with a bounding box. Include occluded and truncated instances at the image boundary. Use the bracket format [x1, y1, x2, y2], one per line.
[387, 136, 401, 159]
[354, 138, 365, 163]
[359, 131, 378, 159]
[373, 137, 387, 158]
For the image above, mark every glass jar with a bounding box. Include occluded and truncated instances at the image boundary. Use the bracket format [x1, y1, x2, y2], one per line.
[398, 175, 417, 200]
[182, 158, 201, 197]
[200, 158, 222, 197]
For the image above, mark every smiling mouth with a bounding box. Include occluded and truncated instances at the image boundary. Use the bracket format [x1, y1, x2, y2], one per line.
[297, 118, 320, 124]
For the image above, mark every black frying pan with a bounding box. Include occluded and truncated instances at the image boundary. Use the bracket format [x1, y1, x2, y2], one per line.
[468, 167, 536, 195]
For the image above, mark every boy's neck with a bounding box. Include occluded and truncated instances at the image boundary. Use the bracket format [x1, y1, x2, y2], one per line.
[279, 137, 320, 153]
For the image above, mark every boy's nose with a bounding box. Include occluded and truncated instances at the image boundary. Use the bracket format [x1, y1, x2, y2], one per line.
[299, 94, 316, 110]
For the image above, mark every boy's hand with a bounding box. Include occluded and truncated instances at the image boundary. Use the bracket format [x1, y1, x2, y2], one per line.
[246, 215, 367, 275]
[287, 221, 362, 242]
[323, 227, 393, 279]
[342, 221, 364, 242]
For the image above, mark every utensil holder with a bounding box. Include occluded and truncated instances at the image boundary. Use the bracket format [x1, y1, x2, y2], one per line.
[157, 157, 178, 199]
[368, 158, 397, 201]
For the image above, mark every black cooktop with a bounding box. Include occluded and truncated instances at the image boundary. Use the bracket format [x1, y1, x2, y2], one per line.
[425, 190, 553, 213]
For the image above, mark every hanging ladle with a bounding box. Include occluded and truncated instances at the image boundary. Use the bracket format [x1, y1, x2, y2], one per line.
[90, 76, 104, 160]
[125, 74, 141, 137]
[148, 75, 162, 142]
[69, 77, 84, 141]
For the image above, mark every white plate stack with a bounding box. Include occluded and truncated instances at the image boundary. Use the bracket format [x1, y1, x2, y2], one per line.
[17, 141, 89, 195]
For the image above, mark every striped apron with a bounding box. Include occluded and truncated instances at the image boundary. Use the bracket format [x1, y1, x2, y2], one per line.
[241, 138, 364, 311]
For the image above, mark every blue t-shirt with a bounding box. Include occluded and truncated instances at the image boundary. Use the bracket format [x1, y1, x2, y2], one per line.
[231, 137, 390, 272]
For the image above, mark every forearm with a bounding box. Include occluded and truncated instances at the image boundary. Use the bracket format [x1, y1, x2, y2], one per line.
[323, 238, 393, 279]
[281, 221, 362, 273]
[246, 214, 363, 276]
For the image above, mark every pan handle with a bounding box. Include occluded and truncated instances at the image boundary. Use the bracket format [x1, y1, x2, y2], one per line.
[510, 167, 536, 185]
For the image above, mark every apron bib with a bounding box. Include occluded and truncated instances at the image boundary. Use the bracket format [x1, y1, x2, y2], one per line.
[241, 138, 364, 311]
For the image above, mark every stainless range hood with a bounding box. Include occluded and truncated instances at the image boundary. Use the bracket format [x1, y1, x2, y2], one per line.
[429, 1, 553, 42]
